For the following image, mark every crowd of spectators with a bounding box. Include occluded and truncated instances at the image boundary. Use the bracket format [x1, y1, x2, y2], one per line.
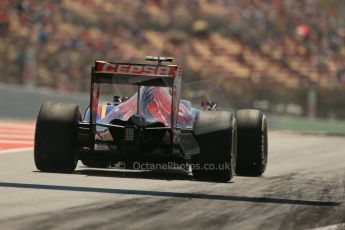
[0, 0, 344, 93]
[222, 0, 345, 87]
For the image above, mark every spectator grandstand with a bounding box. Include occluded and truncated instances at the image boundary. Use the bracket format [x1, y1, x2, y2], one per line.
[0, 0, 345, 118]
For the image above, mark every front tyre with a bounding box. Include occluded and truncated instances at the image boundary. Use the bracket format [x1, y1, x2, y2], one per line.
[235, 109, 268, 176]
[34, 102, 81, 172]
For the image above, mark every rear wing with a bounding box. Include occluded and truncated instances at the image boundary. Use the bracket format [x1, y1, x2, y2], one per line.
[88, 57, 182, 150]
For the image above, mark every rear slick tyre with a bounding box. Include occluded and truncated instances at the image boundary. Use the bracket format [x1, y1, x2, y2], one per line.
[34, 102, 81, 172]
[192, 111, 237, 182]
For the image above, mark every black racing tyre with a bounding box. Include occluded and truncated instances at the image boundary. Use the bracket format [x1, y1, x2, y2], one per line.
[34, 101, 81, 172]
[192, 111, 237, 182]
[81, 159, 109, 168]
[235, 109, 268, 176]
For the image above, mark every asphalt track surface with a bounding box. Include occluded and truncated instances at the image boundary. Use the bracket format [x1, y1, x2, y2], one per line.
[0, 131, 345, 230]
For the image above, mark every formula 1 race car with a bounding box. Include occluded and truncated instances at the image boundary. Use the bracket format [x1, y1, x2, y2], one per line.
[34, 56, 268, 182]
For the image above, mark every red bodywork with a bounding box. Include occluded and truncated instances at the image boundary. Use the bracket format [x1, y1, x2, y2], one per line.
[94, 86, 194, 128]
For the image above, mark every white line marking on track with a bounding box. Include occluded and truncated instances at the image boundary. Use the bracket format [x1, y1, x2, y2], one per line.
[0, 129, 35, 134]
[0, 140, 33, 144]
[0, 133, 34, 140]
[307, 223, 345, 230]
[0, 123, 35, 129]
[0, 147, 33, 154]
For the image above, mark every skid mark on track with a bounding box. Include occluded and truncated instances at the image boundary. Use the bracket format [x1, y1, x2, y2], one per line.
[0, 121, 35, 152]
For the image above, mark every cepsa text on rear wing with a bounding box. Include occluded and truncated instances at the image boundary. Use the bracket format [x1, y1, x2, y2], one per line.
[93, 61, 180, 86]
